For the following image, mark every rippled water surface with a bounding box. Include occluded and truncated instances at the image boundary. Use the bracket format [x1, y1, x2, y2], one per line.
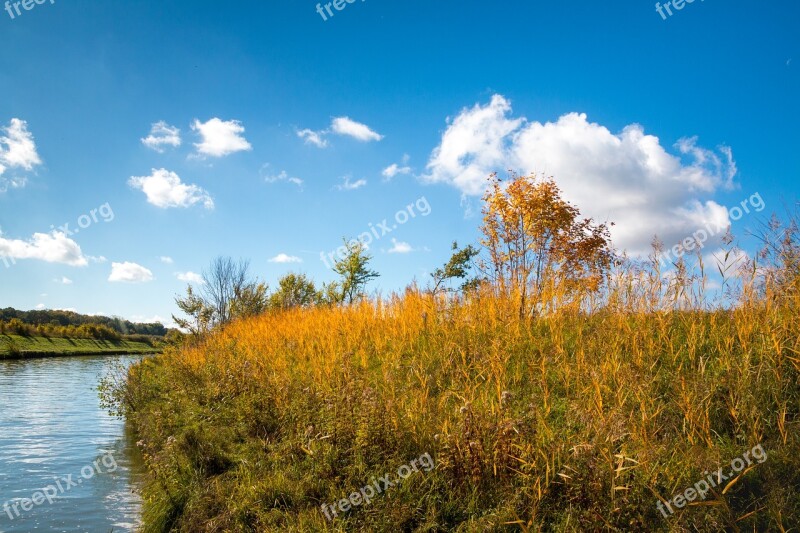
[0, 356, 144, 532]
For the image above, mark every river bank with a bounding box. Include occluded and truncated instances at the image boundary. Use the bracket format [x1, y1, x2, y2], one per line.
[0, 334, 161, 360]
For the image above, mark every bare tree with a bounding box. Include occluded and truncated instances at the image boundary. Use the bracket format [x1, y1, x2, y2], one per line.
[201, 257, 251, 326]
[174, 257, 267, 335]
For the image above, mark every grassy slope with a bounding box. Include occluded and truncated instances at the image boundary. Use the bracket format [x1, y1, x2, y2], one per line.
[0, 334, 159, 359]
[121, 292, 800, 532]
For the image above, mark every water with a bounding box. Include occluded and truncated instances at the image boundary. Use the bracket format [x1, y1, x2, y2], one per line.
[0, 356, 144, 532]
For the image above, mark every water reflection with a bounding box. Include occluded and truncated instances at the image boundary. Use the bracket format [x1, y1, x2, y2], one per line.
[0, 356, 144, 532]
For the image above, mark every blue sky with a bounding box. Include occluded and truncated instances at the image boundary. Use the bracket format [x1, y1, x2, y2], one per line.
[0, 0, 798, 324]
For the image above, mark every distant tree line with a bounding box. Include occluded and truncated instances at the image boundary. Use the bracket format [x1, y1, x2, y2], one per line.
[0, 308, 168, 336]
[0, 318, 168, 346]
[0, 318, 123, 341]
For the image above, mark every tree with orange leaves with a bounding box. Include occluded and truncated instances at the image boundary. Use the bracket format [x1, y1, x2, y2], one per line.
[480, 172, 614, 317]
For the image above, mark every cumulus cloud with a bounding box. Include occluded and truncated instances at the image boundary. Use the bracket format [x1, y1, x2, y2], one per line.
[192, 118, 252, 157]
[423, 95, 739, 256]
[160, 256, 174, 264]
[129, 168, 214, 209]
[297, 128, 329, 148]
[0, 118, 42, 192]
[336, 176, 367, 191]
[330, 117, 383, 142]
[0, 230, 87, 266]
[387, 238, 414, 254]
[54, 276, 73, 284]
[0, 119, 41, 170]
[268, 253, 303, 264]
[176, 271, 204, 284]
[141, 121, 181, 152]
[109, 262, 154, 283]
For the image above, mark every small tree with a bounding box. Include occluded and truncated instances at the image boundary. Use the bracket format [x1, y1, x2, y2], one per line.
[230, 281, 270, 319]
[481, 172, 613, 317]
[430, 241, 481, 296]
[269, 273, 318, 310]
[317, 281, 344, 306]
[172, 285, 214, 336]
[332, 239, 380, 304]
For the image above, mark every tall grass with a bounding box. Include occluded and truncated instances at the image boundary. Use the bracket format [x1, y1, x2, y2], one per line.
[116, 234, 800, 531]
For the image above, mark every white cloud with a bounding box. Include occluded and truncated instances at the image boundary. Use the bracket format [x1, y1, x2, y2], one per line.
[0, 119, 41, 170]
[423, 95, 523, 197]
[382, 163, 412, 180]
[336, 176, 367, 191]
[129, 314, 170, 326]
[297, 128, 329, 148]
[129, 168, 214, 209]
[330, 117, 384, 142]
[423, 95, 739, 256]
[141, 121, 181, 152]
[268, 253, 303, 264]
[88, 255, 108, 263]
[387, 238, 414, 254]
[35, 303, 46, 310]
[176, 271, 204, 284]
[297, 117, 383, 148]
[261, 165, 304, 188]
[108, 262, 154, 283]
[0, 118, 42, 192]
[160, 256, 174, 264]
[54, 276, 73, 285]
[192, 118, 252, 157]
[0, 230, 87, 266]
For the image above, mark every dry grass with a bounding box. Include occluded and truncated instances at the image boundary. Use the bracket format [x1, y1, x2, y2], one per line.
[120, 243, 800, 532]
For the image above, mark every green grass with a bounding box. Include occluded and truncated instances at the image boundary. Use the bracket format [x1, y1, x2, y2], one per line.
[0, 334, 160, 359]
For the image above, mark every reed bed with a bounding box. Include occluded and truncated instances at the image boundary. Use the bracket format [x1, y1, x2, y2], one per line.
[118, 248, 800, 532]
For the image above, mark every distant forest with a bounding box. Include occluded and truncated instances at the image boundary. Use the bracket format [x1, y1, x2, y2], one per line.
[0, 308, 168, 336]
